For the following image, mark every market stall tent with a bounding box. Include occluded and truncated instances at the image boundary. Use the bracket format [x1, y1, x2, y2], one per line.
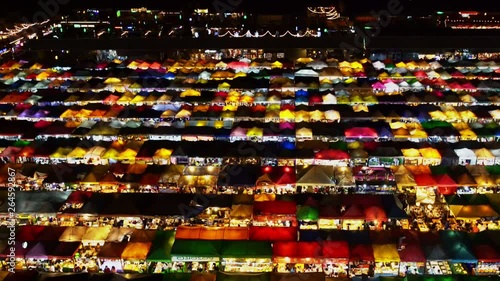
[146, 230, 175, 262]
[372, 244, 400, 262]
[59, 226, 87, 242]
[249, 227, 297, 241]
[221, 241, 273, 259]
[170, 240, 222, 261]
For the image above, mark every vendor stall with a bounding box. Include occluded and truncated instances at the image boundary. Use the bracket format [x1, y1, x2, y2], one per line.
[24, 241, 79, 272]
[96, 242, 127, 273]
[272, 242, 322, 273]
[252, 201, 296, 227]
[170, 240, 222, 272]
[296, 206, 319, 230]
[146, 230, 176, 274]
[321, 241, 349, 278]
[398, 238, 426, 276]
[229, 205, 253, 227]
[348, 244, 374, 277]
[121, 242, 152, 273]
[372, 244, 400, 276]
[221, 241, 273, 273]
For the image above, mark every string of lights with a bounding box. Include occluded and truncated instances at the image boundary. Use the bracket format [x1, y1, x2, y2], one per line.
[307, 7, 340, 20]
[217, 30, 319, 38]
[0, 20, 50, 37]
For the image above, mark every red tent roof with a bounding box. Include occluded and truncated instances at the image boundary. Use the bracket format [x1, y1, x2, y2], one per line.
[253, 201, 297, 215]
[342, 205, 365, 219]
[65, 191, 92, 204]
[414, 174, 437, 186]
[249, 226, 297, 241]
[16, 225, 46, 241]
[413, 71, 427, 78]
[276, 172, 296, 185]
[434, 174, 458, 195]
[473, 245, 500, 263]
[364, 206, 387, 222]
[319, 205, 341, 218]
[273, 242, 321, 258]
[398, 243, 426, 262]
[314, 149, 350, 160]
[322, 241, 349, 259]
[349, 244, 374, 261]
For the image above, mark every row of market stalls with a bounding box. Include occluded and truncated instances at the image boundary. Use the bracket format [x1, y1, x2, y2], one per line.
[0, 272, 498, 281]
[3, 192, 500, 232]
[0, 87, 498, 109]
[1, 139, 500, 166]
[1, 162, 500, 195]
[0, 103, 498, 123]
[1, 225, 499, 277]
[0, 120, 498, 142]
[2, 57, 500, 82]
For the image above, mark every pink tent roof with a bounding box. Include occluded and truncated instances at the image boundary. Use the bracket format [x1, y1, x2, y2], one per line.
[345, 127, 378, 138]
[371, 81, 385, 89]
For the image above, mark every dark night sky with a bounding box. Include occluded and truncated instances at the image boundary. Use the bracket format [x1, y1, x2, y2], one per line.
[3, 0, 500, 18]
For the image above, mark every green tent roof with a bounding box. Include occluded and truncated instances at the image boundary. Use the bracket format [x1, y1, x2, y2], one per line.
[171, 240, 222, 258]
[221, 241, 272, 259]
[440, 231, 477, 263]
[296, 206, 319, 221]
[216, 272, 271, 281]
[146, 230, 175, 262]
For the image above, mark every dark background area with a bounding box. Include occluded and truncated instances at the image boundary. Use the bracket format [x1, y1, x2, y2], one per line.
[2, 0, 500, 19]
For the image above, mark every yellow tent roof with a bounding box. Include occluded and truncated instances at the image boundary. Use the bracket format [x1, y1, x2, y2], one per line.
[81, 226, 112, 243]
[30, 63, 43, 70]
[395, 62, 407, 68]
[50, 147, 72, 158]
[67, 147, 87, 158]
[102, 148, 120, 159]
[118, 148, 138, 159]
[180, 89, 201, 97]
[296, 58, 313, 63]
[279, 109, 295, 119]
[230, 204, 253, 219]
[419, 147, 441, 159]
[121, 242, 152, 260]
[127, 61, 140, 69]
[350, 61, 363, 69]
[339, 61, 351, 68]
[104, 77, 121, 84]
[153, 148, 173, 158]
[372, 244, 400, 262]
[271, 61, 283, 68]
[59, 226, 88, 242]
[254, 193, 276, 202]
